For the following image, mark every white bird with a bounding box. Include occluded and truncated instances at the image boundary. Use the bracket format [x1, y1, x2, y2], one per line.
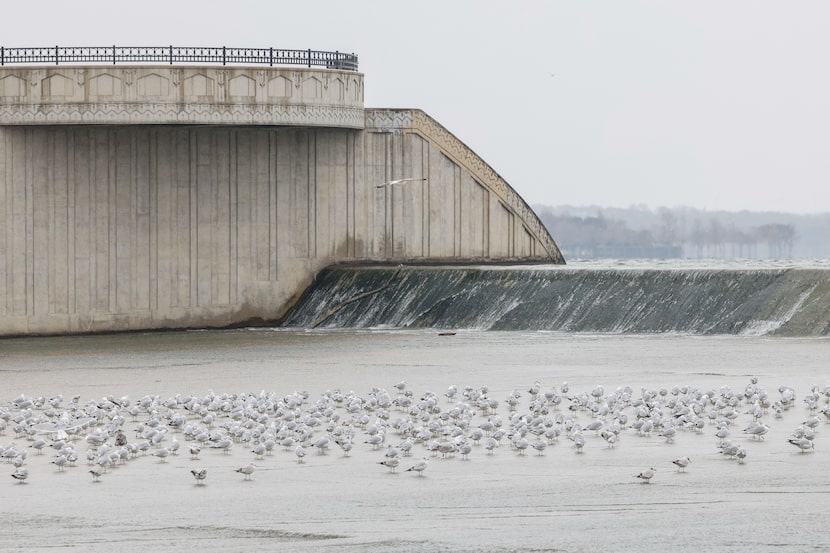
[571, 432, 585, 453]
[210, 437, 232, 454]
[189, 444, 201, 459]
[672, 457, 691, 472]
[376, 178, 426, 189]
[89, 468, 104, 482]
[636, 467, 656, 483]
[32, 438, 47, 454]
[312, 436, 331, 455]
[52, 454, 68, 472]
[743, 423, 770, 440]
[406, 457, 429, 476]
[190, 467, 207, 485]
[295, 445, 306, 463]
[735, 447, 747, 464]
[379, 457, 400, 473]
[11, 467, 29, 483]
[151, 448, 170, 463]
[789, 437, 814, 453]
[335, 438, 353, 456]
[235, 463, 256, 480]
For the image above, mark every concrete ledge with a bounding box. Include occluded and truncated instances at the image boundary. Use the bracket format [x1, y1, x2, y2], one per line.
[0, 66, 365, 128]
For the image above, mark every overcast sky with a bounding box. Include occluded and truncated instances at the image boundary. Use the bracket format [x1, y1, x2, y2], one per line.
[5, 1, 830, 214]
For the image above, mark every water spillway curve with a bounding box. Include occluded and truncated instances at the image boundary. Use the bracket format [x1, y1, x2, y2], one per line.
[281, 264, 830, 336]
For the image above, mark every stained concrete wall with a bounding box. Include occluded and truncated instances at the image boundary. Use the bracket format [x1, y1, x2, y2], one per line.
[0, 68, 562, 336]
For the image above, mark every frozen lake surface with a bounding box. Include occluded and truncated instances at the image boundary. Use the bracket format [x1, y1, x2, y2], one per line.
[3, 329, 830, 552]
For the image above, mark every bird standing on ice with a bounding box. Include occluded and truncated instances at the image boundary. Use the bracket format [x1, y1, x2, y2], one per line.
[406, 457, 429, 476]
[190, 468, 207, 485]
[636, 467, 656, 483]
[235, 463, 256, 480]
[672, 457, 691, 472]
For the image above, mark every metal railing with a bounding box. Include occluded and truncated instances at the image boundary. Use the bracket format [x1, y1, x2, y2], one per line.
[0, 46, 358, 71]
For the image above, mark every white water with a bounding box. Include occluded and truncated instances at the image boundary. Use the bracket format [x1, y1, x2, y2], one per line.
[2, 329, 830, 552]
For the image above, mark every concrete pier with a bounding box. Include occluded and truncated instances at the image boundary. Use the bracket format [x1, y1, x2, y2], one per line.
[0, 61, 562, 335]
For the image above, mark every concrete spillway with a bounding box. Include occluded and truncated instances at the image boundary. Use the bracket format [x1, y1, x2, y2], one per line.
[281, 264, 830, 336]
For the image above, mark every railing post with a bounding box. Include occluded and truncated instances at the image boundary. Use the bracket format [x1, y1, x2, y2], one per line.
[269, 47, 273, 67]
[112, 45, 116, 65]
[169, 45, 173, 65]
[308, 48, 311, 68]
[222, 46, 226, 66]
[55, 45, 59, 66]
[2, 46, 5, 66]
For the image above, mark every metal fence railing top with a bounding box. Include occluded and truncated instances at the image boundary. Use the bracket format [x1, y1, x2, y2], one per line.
[0, 46, 359, 71]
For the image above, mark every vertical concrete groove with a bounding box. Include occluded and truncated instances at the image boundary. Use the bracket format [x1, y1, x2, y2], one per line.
[229, 130, 237, 305]
[67, 129, 76, 316]
[269, 130, 277, 280]
[149, 127, 158, 312]
[108, 129, 116, 315]
[1, 130, 6, 316]
[189, 129, 197, 308]
[25, 128, 33, 317]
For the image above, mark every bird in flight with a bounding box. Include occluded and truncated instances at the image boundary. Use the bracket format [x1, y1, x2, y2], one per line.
[376, 178, 427, 188]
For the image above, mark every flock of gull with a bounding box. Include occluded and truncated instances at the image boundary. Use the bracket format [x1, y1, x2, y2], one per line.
[3, 375, 827, 486]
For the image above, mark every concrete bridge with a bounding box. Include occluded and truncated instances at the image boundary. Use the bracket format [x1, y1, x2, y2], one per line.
[0, 46, 564, 336]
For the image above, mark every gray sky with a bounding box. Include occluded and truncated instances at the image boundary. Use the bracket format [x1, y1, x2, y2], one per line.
[6, 1, 830, 214]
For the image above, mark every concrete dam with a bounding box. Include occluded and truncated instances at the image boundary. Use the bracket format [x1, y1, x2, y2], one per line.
[0, 46, 563, 336]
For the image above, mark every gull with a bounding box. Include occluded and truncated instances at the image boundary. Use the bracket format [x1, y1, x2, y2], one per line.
[89, 468, 104, 482]
[484, 437, 499, 454]
[636, 467, 656, 483]
[11, 467, 29, 483]
[235, 463, 256, 480]
[189, 444, 201, 460]
[379, 457, 400, 473]
[151, 448, 170, 463]
[397, 438, 414, 456]
[52, 454, 68, 472]
[376, 178, 426, 189]
[406, 457, 429, 476]
[513, 437, 529, 456]
[571, 432, 585, 454]
[803, 416, 821, 431]
[659, 426, 677, 443]
[295, 445, 306, 463]
[312, 436, 331, 455]
[743, 423, 770, 440]
[672, 457, 691, 472]
[210, 437, 232, 454]
[190, 467, 207, 485]
[455, 441, 472, 460]
[250, 443, 267, 460]
[32, 438, 47, 454]
[335, 438, 353, 456]
[788, 437, 814, 453]
[735, 448, 747, 464]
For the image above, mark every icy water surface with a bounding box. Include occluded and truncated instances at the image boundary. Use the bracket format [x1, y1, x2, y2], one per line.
[2, 329, 830, 553]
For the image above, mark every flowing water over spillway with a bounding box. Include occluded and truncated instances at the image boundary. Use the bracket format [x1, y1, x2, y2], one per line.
[283, 260, 830, 335]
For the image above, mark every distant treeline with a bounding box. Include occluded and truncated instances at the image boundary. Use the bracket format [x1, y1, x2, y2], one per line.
[536, 205, 830, 259]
